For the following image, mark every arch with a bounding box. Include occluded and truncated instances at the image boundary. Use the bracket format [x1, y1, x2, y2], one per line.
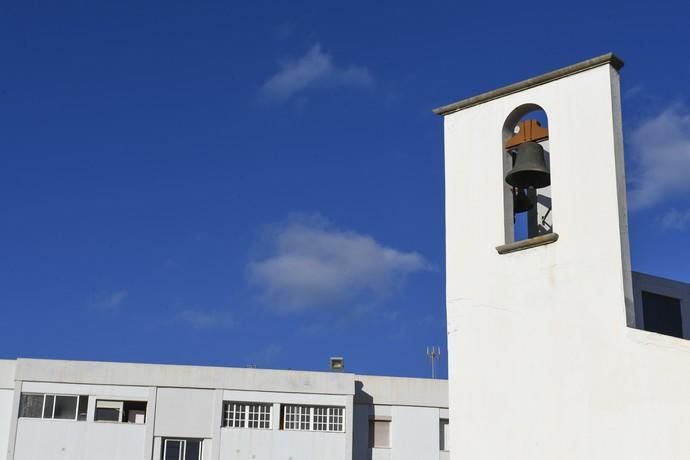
[501, 104, 553, 245]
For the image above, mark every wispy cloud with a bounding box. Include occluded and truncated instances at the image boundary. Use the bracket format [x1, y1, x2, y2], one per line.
[176, 309, 235, 329]
[627, 104, 690, 211]
[90, 290, 128, 312]
[260, 44, 374, 102]
[659, 208, 690, 231]
[246, 344, 283, 367]
[249, 214, 431, 312]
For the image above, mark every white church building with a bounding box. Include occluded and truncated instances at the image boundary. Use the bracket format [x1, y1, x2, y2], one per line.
[436, 52, 690, 459]
[1, 53, 690, 460]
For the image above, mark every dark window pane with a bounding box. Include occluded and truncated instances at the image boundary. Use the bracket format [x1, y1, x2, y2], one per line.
[95, 408, 120, 422]
[43, 395, 55, 419]
[185, 440, 201, 460]
[54, 395, 78, 420]
[77, 395, 88, 421]
[19, 394, 44, 418]
[164, 440, 181, 460]
[123, 400, 147, 424]
[642, 291, 683, 338]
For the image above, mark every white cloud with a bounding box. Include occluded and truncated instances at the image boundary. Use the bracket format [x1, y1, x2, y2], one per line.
[247, 344, 283, 367]
[260, 44, 374, 102]
[249, 215, 431, 312]
[176, 309, 235, 329]
[659, 208, 690, 231]
[628, 104, 690, 211]
[90, 290, 128, 312]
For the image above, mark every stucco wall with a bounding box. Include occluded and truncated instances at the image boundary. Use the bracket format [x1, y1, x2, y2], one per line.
[0, 390, 13, 460]
[219, 427, 348, 460]
[443, 59, 690, 459]
[13, 418, 146, 460]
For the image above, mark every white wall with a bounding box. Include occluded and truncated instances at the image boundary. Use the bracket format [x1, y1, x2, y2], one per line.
[220, 427, 348, 460]
[442, 58, 690, 459]
[353, 376, 448, 460]
[218, 389, 352, 460]
[155, 387, 217, 438]
[353, 404, 446, 460]
[0, 390, 13, 460]
[14, 418, 146, 460]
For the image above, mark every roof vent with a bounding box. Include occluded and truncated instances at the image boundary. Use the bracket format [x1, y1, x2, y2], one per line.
[329, 357, 344, 372]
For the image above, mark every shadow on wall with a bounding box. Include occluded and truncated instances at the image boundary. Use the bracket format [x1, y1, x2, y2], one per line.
[353, 381, 374, 460]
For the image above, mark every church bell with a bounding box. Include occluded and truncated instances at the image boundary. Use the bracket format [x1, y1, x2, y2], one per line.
[505, 141, 551, 189]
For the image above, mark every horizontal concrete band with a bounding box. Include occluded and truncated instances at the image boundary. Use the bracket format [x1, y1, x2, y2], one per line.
[432, 53, 624, 116]
[495, 232, 559, 255]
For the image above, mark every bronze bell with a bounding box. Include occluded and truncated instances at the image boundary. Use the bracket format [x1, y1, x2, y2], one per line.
[505, 141, 551, 189]
[513, 187, 533, 214]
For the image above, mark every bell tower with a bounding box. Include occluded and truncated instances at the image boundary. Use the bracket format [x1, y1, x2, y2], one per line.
[434, 54, 652, 459]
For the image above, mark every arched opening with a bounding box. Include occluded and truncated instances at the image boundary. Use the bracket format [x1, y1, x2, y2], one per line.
[501, 105, 553, 244]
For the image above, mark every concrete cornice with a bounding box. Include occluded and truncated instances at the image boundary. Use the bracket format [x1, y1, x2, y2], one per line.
[433, 53, 624, 116]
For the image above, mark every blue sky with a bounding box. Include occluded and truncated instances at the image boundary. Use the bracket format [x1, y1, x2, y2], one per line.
[1, 0, 689, 378]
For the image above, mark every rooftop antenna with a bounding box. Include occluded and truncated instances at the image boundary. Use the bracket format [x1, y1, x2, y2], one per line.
[426, 346, 441, 379]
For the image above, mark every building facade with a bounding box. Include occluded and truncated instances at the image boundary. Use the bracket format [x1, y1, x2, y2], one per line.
[0, 358, 448, 460]
[437, 53, 690, 459]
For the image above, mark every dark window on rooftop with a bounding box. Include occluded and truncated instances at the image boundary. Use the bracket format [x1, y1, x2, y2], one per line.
[642, 291, 683, 338]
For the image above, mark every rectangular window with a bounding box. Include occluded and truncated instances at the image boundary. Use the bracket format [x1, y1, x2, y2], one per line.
[19, 393, 88, 421]
[222, 402, 271, 429]
[95, 399, 147, 424]
[642, 291, 683, 338]
[95, 400, 123, 422]
[369, 419, 391, 448]
[439, 418, 449, 451]
[282, 405, 345, 432]
[19, 394, 43, 418]
[162, 438, 202, 460]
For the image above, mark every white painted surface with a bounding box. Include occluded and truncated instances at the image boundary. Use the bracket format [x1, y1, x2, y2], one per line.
[2, 360, 446, 460]
[0, 390, 13, 460]
[155, 387, 216, 438]
[354, 375, 447, 408]
[14, 359, 354, 395]
[13, 418, 146, 460]
[442, 62, 690, 459]
[0, 362, 15, 390]
[353, 403, 445, 460]
[219, 426, 348, 460]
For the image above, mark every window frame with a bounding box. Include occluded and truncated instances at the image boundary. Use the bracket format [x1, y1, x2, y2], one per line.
[439, 418, 450, 451]
[19, 393, 88, 421]
[282, 405, 345, 433]
[162, 438, 202, 460]
[222, 401, 272, 430]
[369, 418, 391, 449]
[94, 399, 148, 424]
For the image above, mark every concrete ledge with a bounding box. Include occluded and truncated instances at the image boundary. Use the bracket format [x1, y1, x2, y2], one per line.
[433, 53, 624, 116]
[496, 232, 559, 254]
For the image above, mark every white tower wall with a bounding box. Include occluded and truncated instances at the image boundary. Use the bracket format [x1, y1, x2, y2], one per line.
[439, 55, 690, 459]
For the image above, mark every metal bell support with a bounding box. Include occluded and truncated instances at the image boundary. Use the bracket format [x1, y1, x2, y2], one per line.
[513, 187, 533, 214]
[505, 141, 551, 189]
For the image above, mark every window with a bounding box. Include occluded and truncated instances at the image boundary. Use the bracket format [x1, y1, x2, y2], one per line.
[439, 418, 449, 451]
[19, 393, 88, 421]
[162, 439, 202, 460]
[642, 291, 683, 338]
[222, 402, 271, 429]
[369, 418, 391, 448]
[282, 405, 345, 432]
[95, 399, 147, 424]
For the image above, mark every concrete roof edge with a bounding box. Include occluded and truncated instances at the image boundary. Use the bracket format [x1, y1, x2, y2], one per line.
[432, 52, 624, 116]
